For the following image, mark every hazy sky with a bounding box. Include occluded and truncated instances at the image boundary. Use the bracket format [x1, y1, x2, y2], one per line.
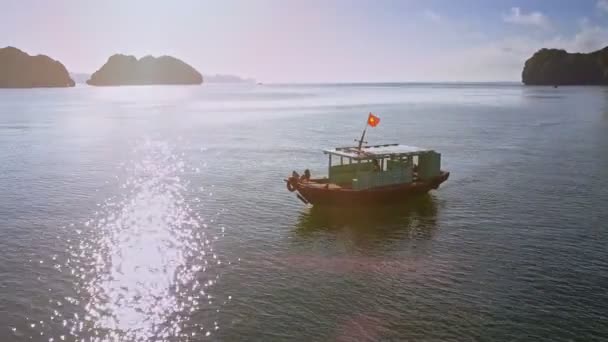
[2, 0, 608, 82]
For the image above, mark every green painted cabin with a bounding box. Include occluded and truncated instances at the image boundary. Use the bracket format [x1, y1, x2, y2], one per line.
[324, 144, 441, 190]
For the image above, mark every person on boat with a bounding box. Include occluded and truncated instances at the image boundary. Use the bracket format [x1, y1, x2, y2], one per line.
[301, 169, 311, 181]
[372, 159, 381, 172]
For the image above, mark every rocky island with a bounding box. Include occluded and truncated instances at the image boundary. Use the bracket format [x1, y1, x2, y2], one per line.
[522, 46, 608, 85]
[87, 54, 203, 86]
[0, 47, 74, 88]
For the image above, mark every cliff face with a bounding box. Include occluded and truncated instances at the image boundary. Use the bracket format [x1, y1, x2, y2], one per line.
[87, 54, 203, 86]
[0, 47, 75, 88]
[522, 47, 608, 85]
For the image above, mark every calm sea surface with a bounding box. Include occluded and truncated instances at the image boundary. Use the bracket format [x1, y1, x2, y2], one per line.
[0, 83, 607, 341]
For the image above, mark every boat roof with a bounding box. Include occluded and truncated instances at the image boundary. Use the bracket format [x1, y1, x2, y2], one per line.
[323, 143, 435, 160]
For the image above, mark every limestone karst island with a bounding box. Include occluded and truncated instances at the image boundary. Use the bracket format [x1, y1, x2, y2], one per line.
[0, 47, 74, 88]
[86, 54, 203, 86]
[522, 46, 608, 85]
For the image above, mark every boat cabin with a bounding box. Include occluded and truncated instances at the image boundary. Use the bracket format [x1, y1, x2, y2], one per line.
[323, 144, 441, 190]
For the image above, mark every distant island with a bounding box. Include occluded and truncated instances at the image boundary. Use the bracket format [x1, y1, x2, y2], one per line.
[87, 54, 203, 86]
[205, 74, 256, 83]
[522, 46, 608, 85]
[0, 46, 74, 88]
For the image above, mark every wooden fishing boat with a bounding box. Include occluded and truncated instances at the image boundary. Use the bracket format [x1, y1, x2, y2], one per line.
[284, 113, 449, 206]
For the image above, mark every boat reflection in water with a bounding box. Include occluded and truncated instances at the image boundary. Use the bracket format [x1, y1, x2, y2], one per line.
[284, 195, 445, 278]
[284, 195, 443, 341]
[295, 194, 439, 244]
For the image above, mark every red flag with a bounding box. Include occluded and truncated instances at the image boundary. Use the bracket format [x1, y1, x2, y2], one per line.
[367, 113, 380, 127]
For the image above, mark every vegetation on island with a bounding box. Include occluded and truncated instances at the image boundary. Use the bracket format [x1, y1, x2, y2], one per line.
[522, 47, 608, 85]
[87, 54, 203, 86]
[0, 47, 74, 88]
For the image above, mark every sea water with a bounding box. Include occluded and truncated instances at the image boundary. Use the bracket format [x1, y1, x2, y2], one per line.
[1, 83, 607, 341]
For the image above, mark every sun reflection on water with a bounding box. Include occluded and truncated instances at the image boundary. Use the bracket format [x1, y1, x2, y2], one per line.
[44, 141, 228, 341]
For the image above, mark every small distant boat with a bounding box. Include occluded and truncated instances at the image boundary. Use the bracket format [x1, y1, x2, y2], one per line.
[285, 113, 449, 206]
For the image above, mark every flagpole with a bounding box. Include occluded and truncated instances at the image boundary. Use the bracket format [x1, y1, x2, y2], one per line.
[357, 114, 372, 151]
[356, 113, 378, 151]
[357, 126, 368, 151]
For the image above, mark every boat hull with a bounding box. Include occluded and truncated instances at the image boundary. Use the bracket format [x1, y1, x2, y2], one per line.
[293, 172, 449, 206]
